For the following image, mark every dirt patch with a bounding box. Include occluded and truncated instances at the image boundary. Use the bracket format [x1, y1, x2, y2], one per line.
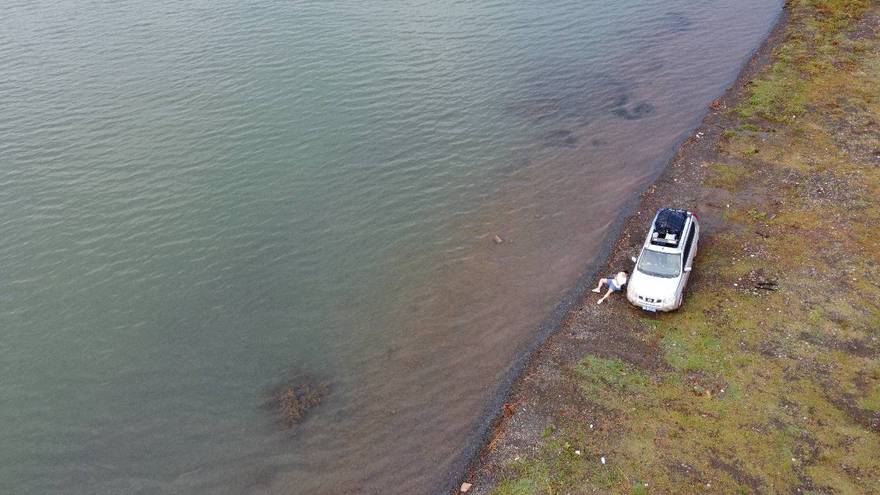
[710, 455, 765, 493]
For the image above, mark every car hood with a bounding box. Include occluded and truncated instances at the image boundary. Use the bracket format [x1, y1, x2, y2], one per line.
[627, 270, 680, 300]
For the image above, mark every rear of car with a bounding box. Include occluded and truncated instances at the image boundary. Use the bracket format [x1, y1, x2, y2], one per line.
[627, 208, 700, 312]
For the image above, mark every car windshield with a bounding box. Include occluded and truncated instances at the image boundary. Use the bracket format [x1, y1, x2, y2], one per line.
[637, 249, 681, 278]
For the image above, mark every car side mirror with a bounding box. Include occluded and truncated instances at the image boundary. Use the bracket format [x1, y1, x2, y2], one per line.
[631, 256, 638, 263]
[684, 266, 692, 272]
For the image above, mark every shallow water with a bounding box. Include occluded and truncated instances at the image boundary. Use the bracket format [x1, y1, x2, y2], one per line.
[0, 1, 781, 493]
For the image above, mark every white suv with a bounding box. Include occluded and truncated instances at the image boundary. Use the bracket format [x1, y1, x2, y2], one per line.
[627, 208, 700, 312]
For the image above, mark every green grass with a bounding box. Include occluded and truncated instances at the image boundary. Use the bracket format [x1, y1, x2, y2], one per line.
[735, 39, 807, 123]
[742, 144, 759, 156]
[661, 332, 725, 373]
[575, 356, 651, 409]
[859, 384, 880, 411]
[707, 162, 743, 191]
[736, 0, 871, 122]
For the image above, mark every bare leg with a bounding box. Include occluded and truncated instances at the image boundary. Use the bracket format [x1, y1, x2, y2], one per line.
[597, 287, 613, 304]
[591, 278, 607, 293]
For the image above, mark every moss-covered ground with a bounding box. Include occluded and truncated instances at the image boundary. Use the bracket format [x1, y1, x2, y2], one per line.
[485, 1, 880, 493]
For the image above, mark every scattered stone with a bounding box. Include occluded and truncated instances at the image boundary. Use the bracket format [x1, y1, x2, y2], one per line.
[493, 234, 504, 244]
[460, 482, 472, 493]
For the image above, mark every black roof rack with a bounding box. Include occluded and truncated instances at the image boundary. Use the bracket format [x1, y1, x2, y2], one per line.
[650, 208, 688, 248]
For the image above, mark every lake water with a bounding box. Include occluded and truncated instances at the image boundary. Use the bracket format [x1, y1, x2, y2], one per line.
[1, 1, 781, 493]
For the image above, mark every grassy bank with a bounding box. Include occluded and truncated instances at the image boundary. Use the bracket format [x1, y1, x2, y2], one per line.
[467, 1, 879, 493]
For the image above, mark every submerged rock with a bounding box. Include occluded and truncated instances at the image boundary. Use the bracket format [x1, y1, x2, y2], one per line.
[542, 129, 579, 148]
[263, 371, 330, 429]
[611, 101, 655, 120]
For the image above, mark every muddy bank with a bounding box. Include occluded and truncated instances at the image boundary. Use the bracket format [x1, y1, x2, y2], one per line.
[456, 0, 880, 492]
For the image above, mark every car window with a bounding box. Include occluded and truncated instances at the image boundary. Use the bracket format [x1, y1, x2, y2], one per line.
[637, 249, 681, 278]
[682, 223, 695, 262]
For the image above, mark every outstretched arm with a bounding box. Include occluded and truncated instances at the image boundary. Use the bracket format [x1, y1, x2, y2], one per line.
[597, 287, 613, 304]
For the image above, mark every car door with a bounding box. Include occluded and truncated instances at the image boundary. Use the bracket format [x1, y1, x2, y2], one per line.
[677, 220, 697, 301]
[686, 219, 700, 270]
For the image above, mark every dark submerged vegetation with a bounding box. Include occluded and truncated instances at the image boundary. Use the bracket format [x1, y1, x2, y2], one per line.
[263, 371, 329, 429]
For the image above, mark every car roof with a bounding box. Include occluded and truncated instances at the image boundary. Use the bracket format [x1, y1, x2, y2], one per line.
[643, 208, 693, 254]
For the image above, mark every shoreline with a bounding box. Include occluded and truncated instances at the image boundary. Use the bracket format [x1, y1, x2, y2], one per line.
[436, 5, 795, 491]
[453, 0, 880, 492]
[447, 4, 792, 490]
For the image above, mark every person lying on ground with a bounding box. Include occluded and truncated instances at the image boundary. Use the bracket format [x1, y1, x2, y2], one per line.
[591, 271, 628, 305]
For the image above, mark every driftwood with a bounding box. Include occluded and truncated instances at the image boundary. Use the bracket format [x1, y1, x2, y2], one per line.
[744, 268, 779, 292]
[755, 281, 778, 291]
